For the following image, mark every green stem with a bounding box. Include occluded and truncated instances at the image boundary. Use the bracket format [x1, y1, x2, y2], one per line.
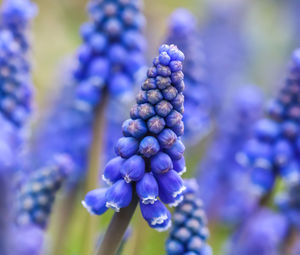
[95, 194, 138, 255]
[50, 188, 78, 255]
[81, 92, 108, 255]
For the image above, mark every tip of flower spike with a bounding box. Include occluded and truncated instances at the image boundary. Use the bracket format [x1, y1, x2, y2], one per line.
[168, 8, 196, 35]
[53, 154, 74, 177]
[183, 179, 199, 194]
[2, 0, 38, 22]
[158, 44, 185, 62]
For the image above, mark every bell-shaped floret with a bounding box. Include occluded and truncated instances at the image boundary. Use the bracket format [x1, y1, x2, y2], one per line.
[136, 173, 158, 204]
[82, 188, 108, 215]
[105, 179, 132, 212]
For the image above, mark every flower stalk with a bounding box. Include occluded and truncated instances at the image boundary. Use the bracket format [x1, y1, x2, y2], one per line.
[81, 91, 108, 255]
[96, 194, 138, 255]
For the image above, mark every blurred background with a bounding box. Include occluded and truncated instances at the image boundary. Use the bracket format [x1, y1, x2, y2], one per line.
[29, 0, 300, 254]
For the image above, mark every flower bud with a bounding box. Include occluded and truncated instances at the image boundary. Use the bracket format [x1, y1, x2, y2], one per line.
[120, 155, 145, 183]
[105, 179, 132, 212]
[82, 188, 108, 215]
[136, 173, 158, 204]
[102, 156, 124, 185]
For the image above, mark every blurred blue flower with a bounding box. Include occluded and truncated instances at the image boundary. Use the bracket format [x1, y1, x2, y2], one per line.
[197, 85, 263, 225]
[166, 179, 212, 255]
[164, 8, 211, 144]
[225, 208, 288, 255]
[16, 154, 73, 229]
[201, 1, 249, 110]
[0, 0, 36, 127]
[74, 0, 146, 110]
[83, 44, 186, 231]
[239, 50, 300, 196]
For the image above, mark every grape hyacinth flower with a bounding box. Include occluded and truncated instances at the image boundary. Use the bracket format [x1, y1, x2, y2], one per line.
[238, 50, 300, 196]
[0, 0, 37, 127]
[197, 85, 263, 224]
[164, 9, 210, 144]
[166, 179, 212, 255]
[201, 1, 249, 109]
[225, 208, 288, 255]
[17, 155, 73, 229]
[83, 44, 187, 231]
[74, 0, 146, 110]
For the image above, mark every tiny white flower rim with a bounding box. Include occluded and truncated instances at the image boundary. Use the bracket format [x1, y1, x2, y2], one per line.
[169, 195, 184, 207]
[172, 185, 186, 198]
[123, 174, 132, 184]
[141, 196, 157, 204]
[151, 214, 168, 225]
[178, 167, 187, 176]
[102, 175, 113, 186]
[81, 200, 96, 215]
[154, 220, 172, 232]
[106, 201, 120, 212]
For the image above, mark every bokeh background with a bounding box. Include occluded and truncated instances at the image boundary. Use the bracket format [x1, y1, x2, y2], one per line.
[28, 0, 300, 254]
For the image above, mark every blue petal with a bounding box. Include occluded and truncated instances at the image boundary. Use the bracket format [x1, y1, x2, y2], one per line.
[115, 137, 139, 158]
[139, 136, 160, 158]
[140, 200, 170, 230]
[157, 128, 177, 149]
[147, 116, 166, 134]
[136, 173, 158, 204]
[166, 110, 182, 127]
[82, 188, 108, 215]
[155, 100, 173, 117]
[165, 139, 185, 160]
[102, 157, 124, 185]
[146, 89, 163, 105]
[156, 170, 185, 199]
[173, 157, 186, 175]
[166, 239, 185, 255]
[105, 180, 133, 212]
[120, 155, 145, 183]
[150, 152, 173, 174]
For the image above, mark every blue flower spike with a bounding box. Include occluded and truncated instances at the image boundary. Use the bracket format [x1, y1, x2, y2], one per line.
[74, 0, 146, 110]
[16, 154, 74, 229]
[239, 50, 300, 196]
[165, 9, 211, 144]
[83, 44, 187, 231]
[166, 179, 212, 255]
[0, 0, 37, 127]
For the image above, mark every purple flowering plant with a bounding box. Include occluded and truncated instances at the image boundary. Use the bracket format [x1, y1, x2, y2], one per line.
[83, 44, 187, 232]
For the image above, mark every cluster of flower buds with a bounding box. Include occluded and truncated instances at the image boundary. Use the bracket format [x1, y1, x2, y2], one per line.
[0, 0, 36, 127]
[83, 44, 187, 231]
[238, 50, 300, 196]
[197, 85, 262, 225]
[164, 8, 210, 144]
[226, 209, 288, 255]
[74, 0, 146, 110]
[166, 179, 212, 255]
[16, 155, 73, 229]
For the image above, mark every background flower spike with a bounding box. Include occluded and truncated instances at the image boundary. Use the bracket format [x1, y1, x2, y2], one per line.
[16, 154, 73, 229]
[165, 179, 212, 255]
